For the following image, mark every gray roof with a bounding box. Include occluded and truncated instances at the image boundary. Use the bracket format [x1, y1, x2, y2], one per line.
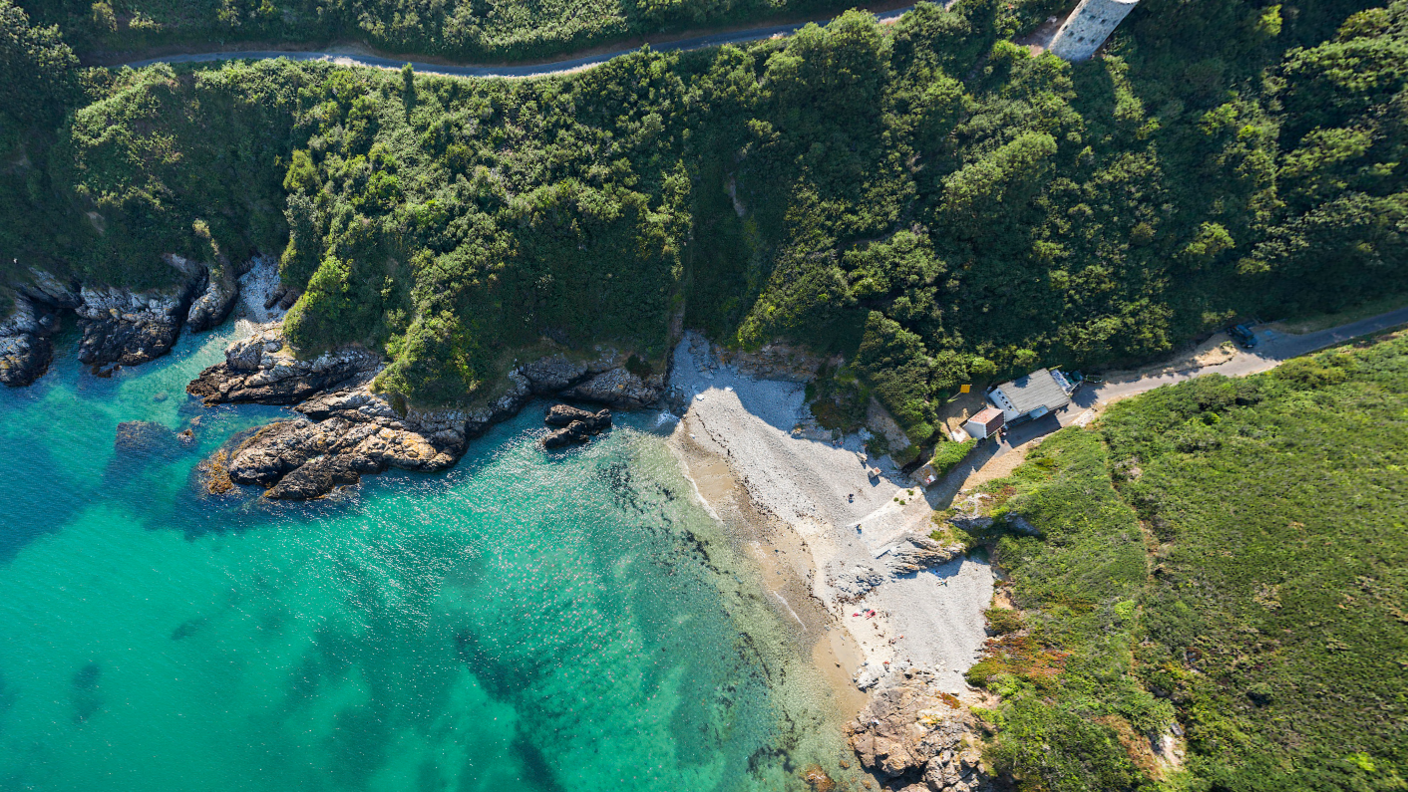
[994, 368, 1070, 415]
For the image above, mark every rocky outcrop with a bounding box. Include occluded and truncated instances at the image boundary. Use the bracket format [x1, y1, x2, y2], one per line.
[560, 366, 665, 408]
[187, 325, 381, 406]
[3, 256, 249, 378]
[542, 404, 612, 448]
[74, 270, 203, 367]
[17, 269, 82, 308]
[0, 296, 53, 387]
[189, 325, 669, 499]
[217, 380, 463, 500]
[519, 355, 593, 393]
[886, 535, 965, 576]
[185, 261, 239, 333]
[848, 672, 990, 791]
[545, 403, 612, 429]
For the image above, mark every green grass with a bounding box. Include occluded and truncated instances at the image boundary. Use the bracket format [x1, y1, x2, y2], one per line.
[963, 332, 1408, 791]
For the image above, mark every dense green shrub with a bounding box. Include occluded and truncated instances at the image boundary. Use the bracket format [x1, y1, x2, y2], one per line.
[3, 0, 1406, 416]
[929, 436, 976, 477]
[17, 0, 862, 63]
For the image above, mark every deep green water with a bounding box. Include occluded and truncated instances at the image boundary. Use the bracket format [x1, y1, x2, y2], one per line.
[0, 325, 848, 791]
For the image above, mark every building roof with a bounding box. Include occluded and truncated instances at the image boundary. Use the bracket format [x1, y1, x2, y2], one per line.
[969, 406, 1005, 432]
[993, 368, 1071, 415]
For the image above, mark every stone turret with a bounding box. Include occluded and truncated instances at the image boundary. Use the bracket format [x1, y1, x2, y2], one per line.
[1048, 0, 1138, 61]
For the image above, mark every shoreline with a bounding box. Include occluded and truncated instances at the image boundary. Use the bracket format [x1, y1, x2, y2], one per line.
[663, 332, 995, 727]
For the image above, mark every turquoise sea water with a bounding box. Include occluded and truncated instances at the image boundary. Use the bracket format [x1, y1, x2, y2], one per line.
[0, 325, 848, 791]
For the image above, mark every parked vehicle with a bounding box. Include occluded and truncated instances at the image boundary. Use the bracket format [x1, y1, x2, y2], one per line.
[1228, 324, 1258, 349]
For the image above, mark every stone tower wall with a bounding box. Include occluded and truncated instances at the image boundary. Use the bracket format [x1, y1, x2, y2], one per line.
[1048, 0, 1139, 61]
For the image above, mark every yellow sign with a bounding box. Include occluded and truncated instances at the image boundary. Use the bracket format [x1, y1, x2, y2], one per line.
[960, 384, 971, 394]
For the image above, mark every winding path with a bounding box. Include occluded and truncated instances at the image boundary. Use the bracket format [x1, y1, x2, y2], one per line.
[121, 6, 914, 78]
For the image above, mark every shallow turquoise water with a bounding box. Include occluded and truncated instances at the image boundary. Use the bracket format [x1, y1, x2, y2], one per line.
[0, 326, 847, 791]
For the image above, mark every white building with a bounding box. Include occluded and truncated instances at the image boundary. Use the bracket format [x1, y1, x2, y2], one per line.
[1049, 0, 1139, 61]
[963, 406, 1006, 440]
[988, 368, 1075, 422]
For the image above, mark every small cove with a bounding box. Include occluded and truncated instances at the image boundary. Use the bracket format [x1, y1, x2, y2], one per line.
[0, 324, 852, 791]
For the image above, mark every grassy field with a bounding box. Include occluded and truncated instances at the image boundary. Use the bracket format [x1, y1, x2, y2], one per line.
[960, 331, 1408, 791]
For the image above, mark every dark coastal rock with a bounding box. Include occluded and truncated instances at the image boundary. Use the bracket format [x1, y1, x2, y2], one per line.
[185, 265, 239, 333]
[209, 380, 464, 499]
[519, 355, 592, 393]
[186, 327, 661, 499]
[847, 671, 989, 791]
[19, 273, 80, 308]
[187, 326, 381, 406]
[545, 404, 612, 429]
[559, 366, 665, 408]
[114, 420, 193, 459]
[265, 454, 364, 500]
[0, 297, 53, 387]
[78, 315, 182, 367]
[75, 281, 199, 367]
[543, 420, 594, 448]
[542, 405, 612, 448]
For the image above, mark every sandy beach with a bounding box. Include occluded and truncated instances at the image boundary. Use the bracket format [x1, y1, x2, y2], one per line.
[665, 333, 993, 706]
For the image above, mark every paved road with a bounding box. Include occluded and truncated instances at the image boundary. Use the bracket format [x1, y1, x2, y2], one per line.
[122, 6, 914, 78]
[982, 305, 1408, 461]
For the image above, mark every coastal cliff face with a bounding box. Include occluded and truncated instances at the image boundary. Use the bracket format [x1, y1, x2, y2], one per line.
[181, 255, 240, 333]
[1, 256, 245, 384]
[190, 328, 667, 500]
[0, 297, 54, 386]
[74, 282, 200, 367]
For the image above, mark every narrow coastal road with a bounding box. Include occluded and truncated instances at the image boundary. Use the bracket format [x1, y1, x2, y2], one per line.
[1073, 304, 1408, 409]
[925, 303, 1408, 501]
[992, 305, 1408, 458]
[120, 6, 914, 78]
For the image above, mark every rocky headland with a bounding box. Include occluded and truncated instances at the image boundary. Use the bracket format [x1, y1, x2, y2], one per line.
[1, 255, 250, 385]
[188, 326, 664, 500]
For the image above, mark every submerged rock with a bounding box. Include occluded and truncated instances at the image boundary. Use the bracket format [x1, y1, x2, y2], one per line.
[114, 420, 192, 458]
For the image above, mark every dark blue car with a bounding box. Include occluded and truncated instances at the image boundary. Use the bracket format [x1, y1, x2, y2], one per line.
[1229, 324, 1258, 349]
